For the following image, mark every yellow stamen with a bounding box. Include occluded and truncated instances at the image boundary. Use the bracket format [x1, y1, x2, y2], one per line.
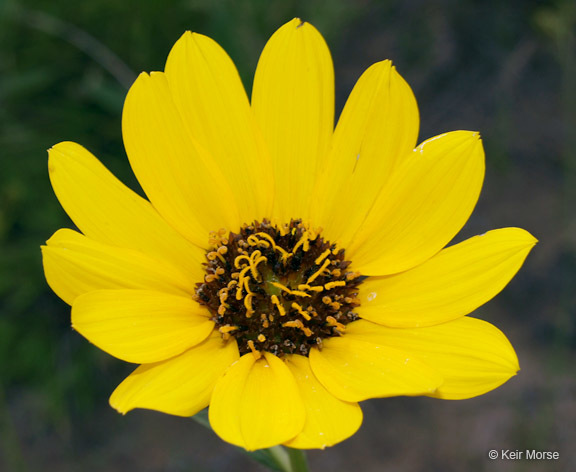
[243, 275, 254, 295]
[247, 340, 261, 359]
[292, 230, 312, 253]
[260, 313, 270, 329]
[255, 232, 291, 261]
[248, 250, 267, 281]
[271, 294, 286, 316]
[325, 281, 347, 290]
[234, 254, 251, 269]
[246, 235, 258, 246]
[219, 325, 238, 334]
[282, 319, 313, 337]
[244, 293, 254, 317]
[346, 271, 361, 280]
[254, 232, 276, 246]
[271, 282, 292, 294]
[270, 282, 310, 297]
[298, 284, 324, 293]
[307, 259, 331, 284]
[236, 266, 252, 298]
[291, 302, 311, 321]
[208, 228, 229, 249]
[209, 250, 226, 264]
[314, 248, 332, 265]
[257, 334, 266, 342]
[322, 296, 332, 304]
[247, 234, 270, 248]
[249, 248, 261, 261]
[326, 315, 346, 332]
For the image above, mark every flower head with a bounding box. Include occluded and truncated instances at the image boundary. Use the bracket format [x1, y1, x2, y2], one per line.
[42, 18, 536, 451]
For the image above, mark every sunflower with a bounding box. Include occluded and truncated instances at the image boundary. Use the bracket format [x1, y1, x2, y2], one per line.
[42, 18, 536, 451]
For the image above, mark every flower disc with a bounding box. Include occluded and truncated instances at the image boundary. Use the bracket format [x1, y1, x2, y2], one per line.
[195, 219, 363, 357]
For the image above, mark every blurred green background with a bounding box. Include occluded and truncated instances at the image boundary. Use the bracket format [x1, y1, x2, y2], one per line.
[0, 0, 574, 470]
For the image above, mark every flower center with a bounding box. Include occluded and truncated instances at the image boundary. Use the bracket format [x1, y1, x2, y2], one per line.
[194, 219, 363, 358]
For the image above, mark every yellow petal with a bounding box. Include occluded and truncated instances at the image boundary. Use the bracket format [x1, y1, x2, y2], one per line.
[72, 289, 214, 363]
[347, 131, 485, 275]
[283, 354, 363, 449]
[123, 72, 240, 244]
[359, 228, 537, 327]
[346, 318, 519, 399]
[209, 352, 306, 451]
[309, 336, 442, 402]
[313, 61, 419, 246]
[110, 333, 239, 416]
[48, 142, 204, 275]
[42, 229, 195, 306]
[252, 18, 334, 223]
[164, 32, 273, 223]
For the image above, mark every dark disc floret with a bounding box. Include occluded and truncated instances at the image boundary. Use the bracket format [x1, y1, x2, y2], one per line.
[194, 219, 364, 357]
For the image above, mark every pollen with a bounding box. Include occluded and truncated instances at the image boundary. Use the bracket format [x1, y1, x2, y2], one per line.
[195, 219, 363, 357]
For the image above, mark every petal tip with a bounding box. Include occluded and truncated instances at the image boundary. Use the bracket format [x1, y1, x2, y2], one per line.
[48, 141, 68, 163]
[499, 227, 538, 248]
[526, 233, 539, 246]
[109, 396, 130, 415]
[174, 30, 212, 50]
[48, 142, 91, 170]
[465, 131, 482, 145]
[284, 17, 313, 32]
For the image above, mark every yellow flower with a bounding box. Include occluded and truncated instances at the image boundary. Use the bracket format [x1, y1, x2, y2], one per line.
[42, 18, 536, 451]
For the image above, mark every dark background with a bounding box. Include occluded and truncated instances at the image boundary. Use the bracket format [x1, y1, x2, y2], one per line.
[0, 0, 574, 471]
